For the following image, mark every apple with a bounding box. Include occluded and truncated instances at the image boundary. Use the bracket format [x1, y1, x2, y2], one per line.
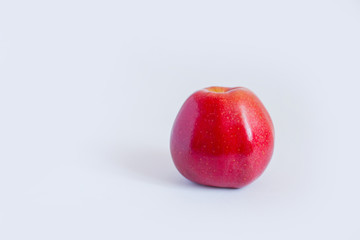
[170, 86, 274, 188]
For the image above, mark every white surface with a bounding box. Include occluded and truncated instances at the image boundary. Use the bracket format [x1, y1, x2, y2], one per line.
[1, 1, 360, 239]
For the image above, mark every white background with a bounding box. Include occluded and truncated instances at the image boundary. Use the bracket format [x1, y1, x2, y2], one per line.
[0, 0, 360, 239]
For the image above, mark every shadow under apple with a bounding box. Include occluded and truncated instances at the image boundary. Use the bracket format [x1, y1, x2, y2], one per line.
[112, 146, 192, 188]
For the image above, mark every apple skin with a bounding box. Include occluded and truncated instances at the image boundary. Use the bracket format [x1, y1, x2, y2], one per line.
[170, 86, 274, 188]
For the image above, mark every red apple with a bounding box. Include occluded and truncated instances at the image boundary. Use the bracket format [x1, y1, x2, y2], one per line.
[170, 86, 274, 188]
